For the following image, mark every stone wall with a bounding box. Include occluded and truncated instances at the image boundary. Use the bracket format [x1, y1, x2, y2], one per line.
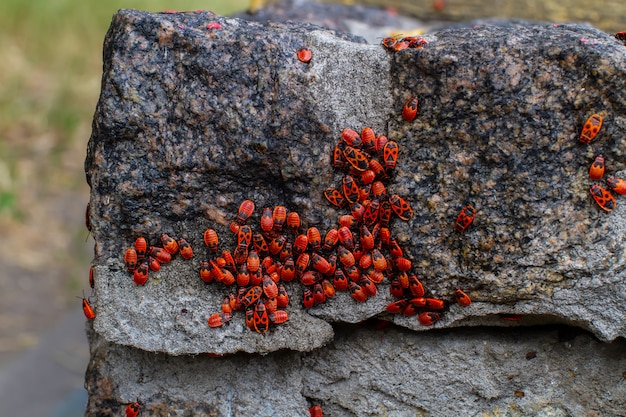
[84, 8, 626, 416]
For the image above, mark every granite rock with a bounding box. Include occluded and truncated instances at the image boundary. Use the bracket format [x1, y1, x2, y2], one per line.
[86, 9, 626, 359]
[84, 322, 626, 416]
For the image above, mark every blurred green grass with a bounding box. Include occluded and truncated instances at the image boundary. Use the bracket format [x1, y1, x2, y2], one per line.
[0, 0, 247, 203]
[0, 0, 247, 351]
[0, 0, 247, 228]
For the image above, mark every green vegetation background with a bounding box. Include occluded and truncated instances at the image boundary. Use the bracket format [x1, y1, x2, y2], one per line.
[0, 0, 246, 364]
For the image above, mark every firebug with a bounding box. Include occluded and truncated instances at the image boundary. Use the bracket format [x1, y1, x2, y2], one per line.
[371, 249, 387, 271]
[381, 37, 398, 50]
[241, 286, 262, 308]
[247, 250, 261, 273]
[382, 141, 399, 170]
[277, 284, 290, 307]
[370, 181, 385, 199]
[607, 176, 626, 195]
[336, 245, 355, 267]
[343, 146, 369, 172]
[149, 246, 171, 264]
[134, 237, 147, 259]
[333, 142, 346, 168]
[348, 281, 368, 302]
[200, 261, 213, 283]
[79, 292, 95, 320]
[89, 266, 94, 288]
[454, 289, 472, 307]
[312, 283, 326, 304]
[338, 214, 358, 229]
[208, 312, 227, 328]
[389, 194, 413, 220]
[245, 308, 255, 330]
[270, 310, 289, 324]
[404, 36, 428, 48]
[580, 114, 603, 144]
[301, 270, 321, 286]
[409, 297, 426, 307]
[295, 253, 310, 277]
[360, 169, 376, 185]
[303, 288, 315, 308]
[262, 274, 279, 299]
[279, 241, 292, 262]
[362, 199, 380, 227]
[264, 297, 277, 314]
[342, 175, 360, 204]
[360, 225, 375, 250]
[402, 303, 419, 316]
[297, 47, 312, 63]
[321, 279, 335, 297]
[229, 221, 240, 234]
[386, 299, 409, 314]
[388, 238, 403, 258]
[85, 202, 92, 234]
[424, 298, 445, 310]
[178, 238, 193, 259]
[590, 183, 616, 212]
[272, 206, 287, 231]
[253, 233, 269, 254]
[394, 40, 409, 51]
[589, 154, 605, 180]
[237, 200, 255, 224]
[147, 256, 161, 272]
[367, 268, 384, 283]
[389, 277, 404, 298]
[125, 401, 141, 417]
[361, 127, 377, 152]
[220, 268, 235, 286]
[341, 128, 362, 147]
[361, 276, 377, 296]
[402, 97, 419, 121]
[281, 258, 296, 282]
[269, 235, 287, 255]
[394, 257, 412, 272]
[260, 207, 273, 233]
[293, 234, 309, 257]
[222, 250, 236, 272]
[309, 405, 323, 417]
[124, 248, 138, 272]
[236, 264, 250, 286]
[333, 269, 349, 291]
[374, 136, 389, 158]
[324, 187, 346, 208]
[323, 228, 339, 251]
[418, 311, 440, 326]
[253, 302, 269, 333]
[408, 275, 424, 297]
[133, 262, 149, 286]
[337, 226, 354, 249]
[310, 252, 331, 274]
[286, 211, 301, 235]
[455, 205, 476, 233]
[307, 227, 322, 252]
[161, 234, 179, 255]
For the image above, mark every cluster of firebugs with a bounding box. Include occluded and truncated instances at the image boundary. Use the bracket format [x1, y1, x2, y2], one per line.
[193, 105, 475, 332]
[581, 114, 626, 210]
